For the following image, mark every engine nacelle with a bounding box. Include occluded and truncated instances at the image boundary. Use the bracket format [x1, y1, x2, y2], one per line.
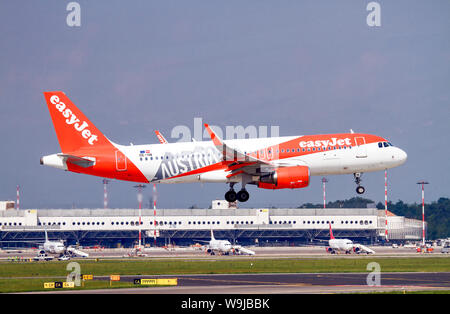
[258, 166, 310, 189]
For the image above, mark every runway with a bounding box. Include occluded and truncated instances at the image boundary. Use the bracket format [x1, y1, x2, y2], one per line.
[1, 245, 445, 260]
[4, 246, 449, 294]
[27, 272, 450, 294]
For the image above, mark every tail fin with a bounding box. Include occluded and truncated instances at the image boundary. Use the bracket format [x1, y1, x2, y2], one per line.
[43, 92, 111, 153]
[211, 229, 215, 241]
[329, 223, 335, 240]
[44, 228, 48, 242]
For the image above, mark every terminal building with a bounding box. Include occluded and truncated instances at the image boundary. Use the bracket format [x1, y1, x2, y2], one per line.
[0, 200, 424, 248]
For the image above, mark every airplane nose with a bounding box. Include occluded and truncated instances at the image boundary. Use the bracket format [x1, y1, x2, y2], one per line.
[398, 148, 407, 164]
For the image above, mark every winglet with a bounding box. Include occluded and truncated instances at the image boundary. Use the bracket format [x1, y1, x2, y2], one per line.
[154, 130, 169, 144]
[204, 124, 223, 147]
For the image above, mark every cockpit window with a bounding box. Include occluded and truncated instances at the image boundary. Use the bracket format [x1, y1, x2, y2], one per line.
[379, 142, 394, 148]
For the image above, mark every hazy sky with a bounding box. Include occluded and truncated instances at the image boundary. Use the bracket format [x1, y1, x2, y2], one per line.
[0, 1, 449, 209]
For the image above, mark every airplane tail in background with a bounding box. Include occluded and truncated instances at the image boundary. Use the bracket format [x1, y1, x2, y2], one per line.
[329, 223, 335, 240]
[43, 91, 112, 153]
[211, 230, 215, 241]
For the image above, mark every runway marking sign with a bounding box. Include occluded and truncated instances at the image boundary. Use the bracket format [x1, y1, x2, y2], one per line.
[44, 282, 75, 289]
[82, 274, 93, 280]
[44, 282, 55, 289]
[63, 282, 75, 288]
[133, 278, 177, 286]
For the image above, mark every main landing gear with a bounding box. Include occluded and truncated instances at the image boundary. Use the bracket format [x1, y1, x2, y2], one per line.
[354, 173, 365, 194]
[225, 183, 250, 203]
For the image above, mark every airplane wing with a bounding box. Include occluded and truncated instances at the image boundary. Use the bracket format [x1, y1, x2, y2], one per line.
[154, 130, 169, 144]
[204, 124, 278, 177]
[192, 240, 210, 244]
[57, 154, 96, 168]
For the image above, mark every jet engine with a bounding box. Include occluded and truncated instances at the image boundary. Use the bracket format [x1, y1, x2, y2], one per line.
[258, 166, 310, 189]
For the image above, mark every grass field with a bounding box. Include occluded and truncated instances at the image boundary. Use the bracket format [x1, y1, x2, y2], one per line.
[1, 256, 449, 293]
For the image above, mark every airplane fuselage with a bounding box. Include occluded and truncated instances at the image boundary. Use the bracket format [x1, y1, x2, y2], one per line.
[41, 92, 408, 201]
[108, 133, 406, 184]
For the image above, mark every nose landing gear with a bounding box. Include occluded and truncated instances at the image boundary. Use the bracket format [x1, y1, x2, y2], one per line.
[354, 173, 365, 194]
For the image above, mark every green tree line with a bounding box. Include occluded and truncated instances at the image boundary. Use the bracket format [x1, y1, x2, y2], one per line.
[298, 197, 450, 239]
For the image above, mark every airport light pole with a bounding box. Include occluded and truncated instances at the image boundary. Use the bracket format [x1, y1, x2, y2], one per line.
[152, 184, 158, 246]
[416, 181, 429, 247]
[384, 170, 388, 242]
[102, 179, 110, 209]
[134, 184, 146, 250]
[321, 178, 328, 209]
[16, 185, 20, 210]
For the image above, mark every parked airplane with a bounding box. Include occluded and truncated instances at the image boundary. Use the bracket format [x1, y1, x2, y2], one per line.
[41, 92, 407, 202]
[41, 229, 65, 255]
[37, 229, 89, 260]
[197, 230, 233, 255]
[326, 223, 374, 254]
[196, 230, 255, 255]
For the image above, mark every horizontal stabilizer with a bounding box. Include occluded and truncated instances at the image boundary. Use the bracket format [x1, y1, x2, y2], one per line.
[57, 154, 96, 168]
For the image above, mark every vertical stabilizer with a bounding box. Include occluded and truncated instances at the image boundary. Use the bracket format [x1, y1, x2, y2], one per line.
[329, 223, 335, 240]
[43, 91, 111, 153]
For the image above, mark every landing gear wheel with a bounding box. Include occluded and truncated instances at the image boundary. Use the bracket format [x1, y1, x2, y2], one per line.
[225, 190, 237, 202]
[237, 190, 250, 202]
[356, 186, 365, 194]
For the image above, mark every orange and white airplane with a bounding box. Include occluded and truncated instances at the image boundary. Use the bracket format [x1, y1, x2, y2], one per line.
[40, 92, 407, 202]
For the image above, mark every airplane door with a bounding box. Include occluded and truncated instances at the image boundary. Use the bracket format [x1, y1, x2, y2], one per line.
[354, 137, 367, 158]
[115, 150, 127, 171]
